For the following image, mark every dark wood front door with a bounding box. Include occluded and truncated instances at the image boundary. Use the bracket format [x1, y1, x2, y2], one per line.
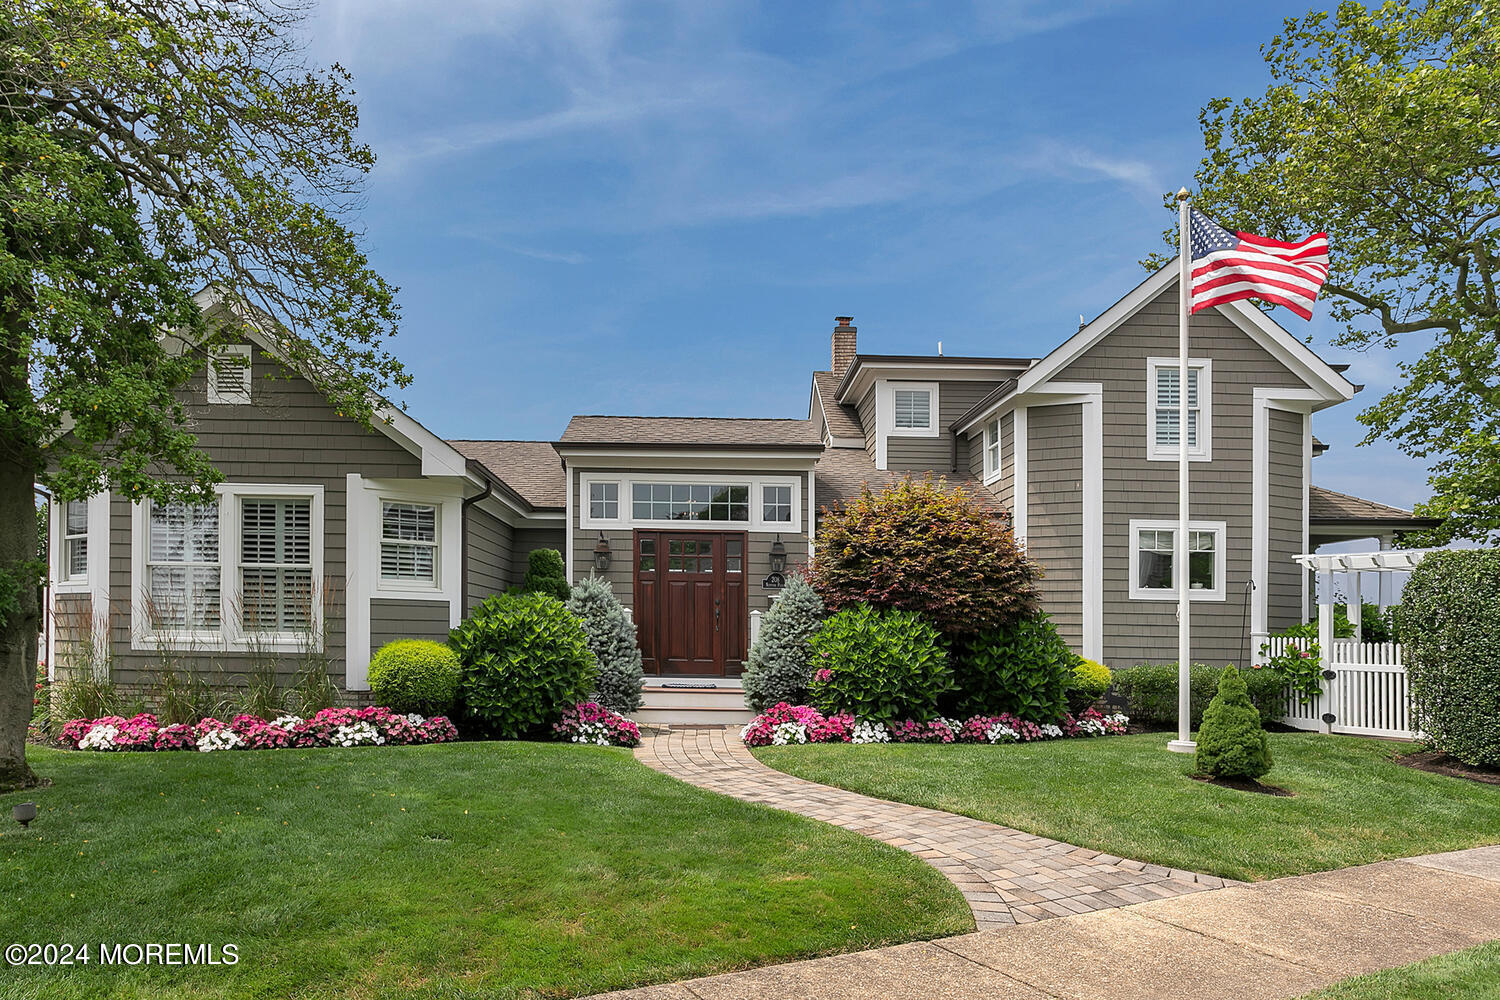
[633, 530, 747, 676]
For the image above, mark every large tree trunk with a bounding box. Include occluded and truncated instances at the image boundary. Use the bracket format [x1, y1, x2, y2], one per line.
[0, 458, 40, 791]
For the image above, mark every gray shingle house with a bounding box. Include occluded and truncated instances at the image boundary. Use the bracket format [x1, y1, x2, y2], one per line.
[45, 267, 1432, 720]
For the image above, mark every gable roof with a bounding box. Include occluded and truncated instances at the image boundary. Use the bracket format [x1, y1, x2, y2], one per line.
[448, 440, 566, 510]
[557, 415, 823, 450]
[952, 260, 1358, 435]
[811, 371, 864, 439]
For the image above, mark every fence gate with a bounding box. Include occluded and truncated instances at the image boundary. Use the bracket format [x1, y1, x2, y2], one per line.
[1260, 637, 1415, 740]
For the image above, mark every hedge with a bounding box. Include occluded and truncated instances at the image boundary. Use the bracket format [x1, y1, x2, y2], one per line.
[1110, 662, 1285, 731]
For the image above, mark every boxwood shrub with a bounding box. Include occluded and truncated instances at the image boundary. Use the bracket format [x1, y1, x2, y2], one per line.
[1110, 662, 1285, 730]
[1067, 656, 1113, 714]
[808, 604, 952, 720]
[450, 592, 597, 739]
[368, 639, 463, 716]
[1195, 665, 1273, 779]
[1396, 549, 1500, 768]
[947, 614, 1073, 721]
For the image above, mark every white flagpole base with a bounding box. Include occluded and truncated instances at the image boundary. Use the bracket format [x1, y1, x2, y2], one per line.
[1166, 739, 1197, 754]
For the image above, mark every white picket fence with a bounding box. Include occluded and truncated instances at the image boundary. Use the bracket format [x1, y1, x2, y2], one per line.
[1255, 635, 1414, 739]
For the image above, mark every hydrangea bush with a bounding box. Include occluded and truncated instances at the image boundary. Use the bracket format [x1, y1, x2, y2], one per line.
[741, 703, 1128, 748]
[552, 702, 642, 747]
[58, 708, 459, 752]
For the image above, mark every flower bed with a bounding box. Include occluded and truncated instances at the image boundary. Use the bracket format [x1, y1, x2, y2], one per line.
[58, 707, 458, 752]
[552, 702, 641, 747]
[741, 702, 1127, 748]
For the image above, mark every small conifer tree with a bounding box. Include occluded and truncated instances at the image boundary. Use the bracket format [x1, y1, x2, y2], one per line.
[522, 549, 571, 601]
[566, 577, 645, 712]
[742, 573, 825, 711]
[1196, 665, 1273, 780]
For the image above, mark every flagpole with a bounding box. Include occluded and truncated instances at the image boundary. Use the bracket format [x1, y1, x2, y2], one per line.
[1168, 187, 1196, 753]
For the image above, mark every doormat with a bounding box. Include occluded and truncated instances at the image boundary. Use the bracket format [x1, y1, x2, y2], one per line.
[662, 682, 719, 689]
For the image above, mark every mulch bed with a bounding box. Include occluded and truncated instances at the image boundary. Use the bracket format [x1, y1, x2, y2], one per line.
[1397, 750, 1500, 786]
[1190, 774, 1294, 797]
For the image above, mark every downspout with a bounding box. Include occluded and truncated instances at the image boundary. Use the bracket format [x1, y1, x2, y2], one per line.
[459, 465, 494, 615]
[950, 428, 959, 474]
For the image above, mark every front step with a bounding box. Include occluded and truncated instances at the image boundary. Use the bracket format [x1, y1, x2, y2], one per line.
[631, 679, 755, 726]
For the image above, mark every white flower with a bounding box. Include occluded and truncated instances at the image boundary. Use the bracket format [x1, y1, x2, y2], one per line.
[79, 723, 120, 751]
[984, 722, 1018, 745]
[331, 721, 385, 747]
[571, 721, 615, 746]
[770, 722, 808, 746]
[1106, 713, 1130, 726]
[270, 715, 303, 730]
[196, 729, 244, 752]
[404, 713, 426, 726]
[1038, 723, 1063, 739]
[851, 720, 890, 745]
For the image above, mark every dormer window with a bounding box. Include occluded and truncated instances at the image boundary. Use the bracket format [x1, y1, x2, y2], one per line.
[893, 388, 931, 430]
[208, 345, 253, 405]
[982, 418, 1001, 482]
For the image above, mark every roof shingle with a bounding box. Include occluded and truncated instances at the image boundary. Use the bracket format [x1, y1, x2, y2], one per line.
[448, 440, 566, 510]
[1308, 485, 1428, 524]
[558, 415, 823, 449]
[812, 371, 864, 440]
[814, 448, 999, 513]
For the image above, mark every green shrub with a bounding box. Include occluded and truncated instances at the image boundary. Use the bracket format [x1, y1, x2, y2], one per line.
[1067, 657, 1112, 714]
[1196, 666, 1273, 779]
[808, 604, 951, 720]
[565, 577, 644, 713]
[947, 614, 1073, 721]
[1111, 662, 1285, 730]
[369, 639, 463, 715]
[1396, 549, 1500, 768]
[742, 572, 825, 711]
[53, 675, 145, 723]
[521, 548, 571, 601]
[450, 592, 597, 739]
[811, 477, 1040, 636]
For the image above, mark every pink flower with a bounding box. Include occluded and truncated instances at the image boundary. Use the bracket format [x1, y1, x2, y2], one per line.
[814, 668, 833, 683]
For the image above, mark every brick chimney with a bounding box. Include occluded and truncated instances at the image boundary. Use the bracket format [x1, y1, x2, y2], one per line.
[831, 316, 857, 377]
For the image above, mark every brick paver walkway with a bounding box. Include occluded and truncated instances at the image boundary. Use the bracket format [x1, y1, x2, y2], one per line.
[636, 727, 1230, 929]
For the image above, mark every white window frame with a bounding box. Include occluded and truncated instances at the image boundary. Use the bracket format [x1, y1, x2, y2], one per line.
[761, 483, 794, 524]
[982, 418, 1002, 484]
[130, 483, 325, 651]
[880, 380, 939, 438]
[1127, 518, 1227, 602]
[588, 481, 620, 521]
[378, 499, 441, 592]
[1145, 357, 1212, 462]
[207, 344, 253, 405]
[51, 491, 109, 596]
[579, 473, 802, 532]
[61, 499, 89, 583]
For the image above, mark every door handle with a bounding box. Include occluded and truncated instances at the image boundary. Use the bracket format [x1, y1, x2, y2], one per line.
[714, 599, 721, 631]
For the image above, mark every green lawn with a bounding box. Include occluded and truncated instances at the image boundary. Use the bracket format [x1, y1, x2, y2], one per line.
[0, 743, 970, 1000]
[1296, 942, 1500, 1000]
[754, 733, 1500, 881]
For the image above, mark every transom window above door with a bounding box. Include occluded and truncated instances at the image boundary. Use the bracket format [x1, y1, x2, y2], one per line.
[632, 483, 750, 522]
[589, 481, 618, 519]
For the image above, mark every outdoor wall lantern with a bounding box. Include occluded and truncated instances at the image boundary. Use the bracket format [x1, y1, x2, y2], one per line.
[13, 802, 36, 829]
[769, 535, 787, 575]
[593, 533, 612, 574]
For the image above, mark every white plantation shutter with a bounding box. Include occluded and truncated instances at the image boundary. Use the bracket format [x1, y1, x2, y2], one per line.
[893, 389, 930, 429]
[148, 501, 221, 628]
[381, 501, 438, 583]
[1153, 366, 1200, 448]
[239, 498, 313, 632]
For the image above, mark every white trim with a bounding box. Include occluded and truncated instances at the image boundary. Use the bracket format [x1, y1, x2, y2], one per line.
[206, 344, 253, 405]
[1012, 407, 1028, 541]
[1081, 392, 1103, 661]
[837, 359, 1031, 406]
[827, 435, 866, 449]
[1293, 548, 1436, 573]
[564, 463, 575, 585]
[376, 498, 442, 592]
[1251, 398, 1269, 638]
[579, 472, 803, 532]
[129, 483, 326, 653]
[1302, 412, 1312, 622]
[807, 465, 816, 560]
[1128, 518, 1228, 602]
[551, 448, 820, 469]
[981, 417, 1002, 485]
[1145, 357, 1213, 462]
[346, 473, 371, 689]
[52, 491, 109, 597]
[874, 379, 938, 470]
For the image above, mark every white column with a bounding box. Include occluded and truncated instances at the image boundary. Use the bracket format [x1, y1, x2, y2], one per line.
[1169, 189, 1195, 753]
[749, 609, 763, 648]
[1318, 568, 1335, 733]
[1346, 571, 1362, 643]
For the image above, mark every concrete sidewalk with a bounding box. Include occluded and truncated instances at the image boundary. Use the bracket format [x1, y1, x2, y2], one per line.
[589, 847, 1500, 1000]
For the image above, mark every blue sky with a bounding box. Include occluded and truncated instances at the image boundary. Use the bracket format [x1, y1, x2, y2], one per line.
[302, 0, 1428, 510]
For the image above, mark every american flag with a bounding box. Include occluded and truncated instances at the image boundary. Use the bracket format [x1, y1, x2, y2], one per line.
[1188, 209, 1328, 320]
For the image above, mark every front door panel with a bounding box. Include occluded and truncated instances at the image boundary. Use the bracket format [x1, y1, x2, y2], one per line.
[633, 530, 747, 676]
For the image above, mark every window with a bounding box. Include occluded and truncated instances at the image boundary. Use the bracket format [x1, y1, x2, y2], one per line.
[982, 419, 1001, 481]
[893, 389, 931, 429]
[762, 485, 792, 523]
[239, 498, 313, 633]
[381, 501, 438, 585]
[589, 481, 619, 520]
[207, 345, 253, 404]
[1128, 519, 1226, 601]
[147, 501, 221, 629]
[631, 483, 750, 522]
[1147, 358, 1211, 460]
[63, 500, 88, 580]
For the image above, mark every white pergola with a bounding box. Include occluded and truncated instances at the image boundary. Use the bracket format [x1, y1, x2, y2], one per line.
[1292, 547, 1438, 648]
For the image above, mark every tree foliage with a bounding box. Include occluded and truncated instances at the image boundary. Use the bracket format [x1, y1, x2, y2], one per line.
[742, 571, 825, 712]
[1172, 0, 1500, 543]
[0, 1, 405, 790]
[810, 476, 1041, 637]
